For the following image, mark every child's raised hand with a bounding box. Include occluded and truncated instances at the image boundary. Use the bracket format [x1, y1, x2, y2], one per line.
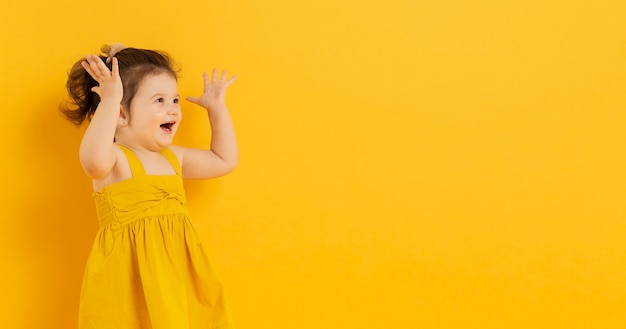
[81, 55, 123, 104]
[186, 69, 236, 112]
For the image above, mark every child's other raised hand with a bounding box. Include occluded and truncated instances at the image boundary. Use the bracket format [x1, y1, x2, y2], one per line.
[81, 55, 123, 104]
[186, 69, 236, 112]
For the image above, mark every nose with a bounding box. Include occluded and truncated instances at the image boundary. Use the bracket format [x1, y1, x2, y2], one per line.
[168, 102, 181, 114]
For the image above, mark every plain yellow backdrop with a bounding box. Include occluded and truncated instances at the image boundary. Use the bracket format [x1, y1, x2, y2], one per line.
[2, 0, 626, 328]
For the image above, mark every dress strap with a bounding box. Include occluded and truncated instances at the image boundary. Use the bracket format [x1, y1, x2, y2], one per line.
[117, 144, 146, 176]
[159, 147, 182, 175]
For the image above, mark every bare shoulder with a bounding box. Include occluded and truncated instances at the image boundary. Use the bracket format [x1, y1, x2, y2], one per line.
[166, 145, 186, 163]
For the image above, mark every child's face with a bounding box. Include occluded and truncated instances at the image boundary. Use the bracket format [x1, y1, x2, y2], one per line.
[127, 72, 181, 149]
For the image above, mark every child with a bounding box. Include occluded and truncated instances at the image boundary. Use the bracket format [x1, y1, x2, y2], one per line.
[61, 43, 238, 329]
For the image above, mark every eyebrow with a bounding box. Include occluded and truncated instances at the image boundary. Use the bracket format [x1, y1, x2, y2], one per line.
[151, 93, 181, 98]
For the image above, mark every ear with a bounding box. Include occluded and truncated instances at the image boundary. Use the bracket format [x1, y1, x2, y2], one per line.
[118, 106, 129, 126]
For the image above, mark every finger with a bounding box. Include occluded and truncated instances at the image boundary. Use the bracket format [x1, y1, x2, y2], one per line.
[85, 55, 99, 72]
[81, 60, 97, 79]
[185, 96, 200, 104]
[86, 55, 106, 79]
[224, 74, 237, 87]
[82, 57, 107, 83]
[86, 54, 108, 77]
[202, 71, 210, 85]
[212, 68, 218, 82]
[93, 55, 111, 76]
[220, 70, 227, 82]
[111, 57, 120, 77]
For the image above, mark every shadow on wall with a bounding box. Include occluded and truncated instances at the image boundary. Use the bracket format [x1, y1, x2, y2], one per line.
[17, 93, 97, 328]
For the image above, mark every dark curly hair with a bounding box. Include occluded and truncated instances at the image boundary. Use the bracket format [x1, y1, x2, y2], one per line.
[60, 44, 179, 126]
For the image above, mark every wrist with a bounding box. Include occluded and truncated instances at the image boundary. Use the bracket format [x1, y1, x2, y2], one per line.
[206, 104, 229, 115]
[98, 99, 122, 110]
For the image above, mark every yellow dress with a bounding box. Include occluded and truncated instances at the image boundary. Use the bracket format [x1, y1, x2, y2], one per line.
[78, 145, 235, 329]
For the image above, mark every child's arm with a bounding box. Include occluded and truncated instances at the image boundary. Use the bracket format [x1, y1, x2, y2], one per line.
[78, 55, 123, 180]
[174, 69, 238, 179]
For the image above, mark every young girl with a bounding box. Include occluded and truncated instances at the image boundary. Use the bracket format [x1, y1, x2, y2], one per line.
[61, 43, 238, 329]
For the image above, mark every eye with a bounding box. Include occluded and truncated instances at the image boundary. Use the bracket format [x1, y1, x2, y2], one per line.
[173, 98, 180, 104]
[156, 97, 165, 103]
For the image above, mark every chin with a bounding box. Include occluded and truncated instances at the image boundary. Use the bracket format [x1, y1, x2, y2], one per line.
[155, 137, 175, 149]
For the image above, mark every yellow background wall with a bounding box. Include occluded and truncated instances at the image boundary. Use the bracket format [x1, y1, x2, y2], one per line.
[1, 0, 626, 328]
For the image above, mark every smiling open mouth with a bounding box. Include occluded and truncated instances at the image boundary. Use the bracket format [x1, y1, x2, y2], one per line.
[160, 122, 175, 133]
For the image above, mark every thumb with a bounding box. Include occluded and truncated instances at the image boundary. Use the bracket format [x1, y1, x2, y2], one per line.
[186, 96, 200, 104]
[91, 86, 101, 96]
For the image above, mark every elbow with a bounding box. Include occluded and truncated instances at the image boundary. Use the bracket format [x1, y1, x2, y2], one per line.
[217, 154, 239, 176]
[79, 152, 113, 180]
[80, 160, 110, 180]
[80, 163, 107, 180]
[223, 157, 239, 174]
